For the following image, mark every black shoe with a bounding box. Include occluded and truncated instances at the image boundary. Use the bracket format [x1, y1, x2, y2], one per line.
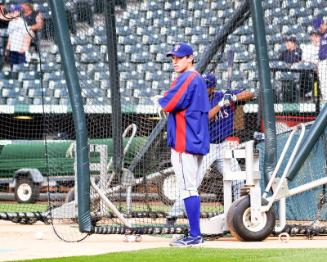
[166, 216, 177, 226]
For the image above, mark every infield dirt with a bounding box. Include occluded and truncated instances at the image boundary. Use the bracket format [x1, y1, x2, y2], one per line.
[1, 220, 327, 261]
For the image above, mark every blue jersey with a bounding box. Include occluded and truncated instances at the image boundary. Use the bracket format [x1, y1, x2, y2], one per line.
[159, 70, 210, 155]
[319, 32, 327, 60]
[209, 90, 241, 143]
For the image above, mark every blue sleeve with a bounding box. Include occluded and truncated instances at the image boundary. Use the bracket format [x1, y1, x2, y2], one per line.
[159, 72, 196, 112]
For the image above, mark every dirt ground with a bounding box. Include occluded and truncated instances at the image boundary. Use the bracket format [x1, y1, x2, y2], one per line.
[1, 220, 327, 262]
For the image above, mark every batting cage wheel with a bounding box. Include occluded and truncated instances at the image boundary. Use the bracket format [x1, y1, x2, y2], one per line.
[227, 195, 275, 241]
[14, 178, 40, 204]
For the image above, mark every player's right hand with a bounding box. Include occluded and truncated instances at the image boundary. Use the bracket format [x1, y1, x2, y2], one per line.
[151, 95, 166, 119]
[223, 91, 237, 103]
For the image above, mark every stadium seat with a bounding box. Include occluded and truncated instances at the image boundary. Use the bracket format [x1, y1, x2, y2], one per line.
[0, 79, 20, 89]
[32, 97, 43, 105]
[79, 71, 94, 80]
[81, 52, 102, 63]
[22, 80, 42, 89]
[93, 35, 107, 45]
[289, 7, 312, 18]
[94, 71, 109, 81]
[1, 71, 18, 80]
[39, 62, 61, 73]
[28, 88, 47, 98]
[99, 80, 110, 90]
[54, 88, 68, 99]
[59, 98, 70, 105]
[49, 80, 66, 90]
[16, 95, 32, 105]
[43, 71, 64, 82]
[12, 63, 32, 73]
[6, 98, 17, 105]
[80, 80, 100, 89]
[18, 71, 40, 81]
[81, 88, 105, 98]
[138, 97, 153, 105]
[71, 35, 90, 46]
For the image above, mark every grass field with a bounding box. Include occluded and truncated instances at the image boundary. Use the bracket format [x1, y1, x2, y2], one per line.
[0, 201, 222, 213]
[16, 248, 327, 262]
[0, 203, 48, 212]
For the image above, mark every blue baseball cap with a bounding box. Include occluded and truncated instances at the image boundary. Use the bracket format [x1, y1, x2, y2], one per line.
[166, 43, 193, 58]
[203, 73, 217, 88]
[313, 16, 324, 30]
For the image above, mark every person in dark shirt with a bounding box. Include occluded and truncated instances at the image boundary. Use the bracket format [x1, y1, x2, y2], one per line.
[278, 36, 303, 102]
[279, 36, 302, 64]
[20, 1, 44, 33]
[20, 1, 44, 54]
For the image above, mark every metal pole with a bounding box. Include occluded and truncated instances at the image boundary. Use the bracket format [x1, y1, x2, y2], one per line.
[249, 0, 277, 181]
[105, 0, 123, 176]
[48, 0, 92, 232]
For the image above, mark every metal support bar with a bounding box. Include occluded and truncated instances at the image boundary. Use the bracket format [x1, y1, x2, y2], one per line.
[91, 178, 132, 228]
[249, 0, 277, 182]
[48, 0, 92, 233]
[262, 125, 306, 212]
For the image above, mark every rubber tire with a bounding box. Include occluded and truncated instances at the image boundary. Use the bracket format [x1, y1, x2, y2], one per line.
[14, 178, 40, 203]
[157, 172, 178, 205]
[227, 195, 275, 241]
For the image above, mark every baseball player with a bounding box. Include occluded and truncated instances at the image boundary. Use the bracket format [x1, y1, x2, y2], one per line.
[158, 43, 210, 247]
[313, 16, 327, 103]
[166, 73, 254, 225]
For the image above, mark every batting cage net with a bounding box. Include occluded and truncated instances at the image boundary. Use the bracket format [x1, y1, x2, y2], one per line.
[0, 0, 325, 242]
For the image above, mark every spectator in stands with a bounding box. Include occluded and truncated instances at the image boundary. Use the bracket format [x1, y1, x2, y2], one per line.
[313, 16, 327, 103]
[278, 36, 302, 103]
[19, 1, 44, 34]
[300, 30, 321, 100]
[19, 0, 43, 57]
[279, 36, 302, 64]
[302, 30, 320, 64]
[4, 4, 34, 66]
[0, 1, 43, 67]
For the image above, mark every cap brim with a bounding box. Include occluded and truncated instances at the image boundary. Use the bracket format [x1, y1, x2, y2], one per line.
[166, 51, 185, 58]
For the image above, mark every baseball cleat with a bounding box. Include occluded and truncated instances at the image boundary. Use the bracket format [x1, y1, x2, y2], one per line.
[169, 235, 204, 247]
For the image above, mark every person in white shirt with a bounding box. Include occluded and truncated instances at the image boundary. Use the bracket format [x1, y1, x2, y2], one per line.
[300, 30, 321, 100]
[302, 30, 321, 64]
[5, 5, 34, 66]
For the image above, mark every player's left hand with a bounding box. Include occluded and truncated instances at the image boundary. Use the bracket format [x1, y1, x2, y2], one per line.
[223, 91, 237, 103]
